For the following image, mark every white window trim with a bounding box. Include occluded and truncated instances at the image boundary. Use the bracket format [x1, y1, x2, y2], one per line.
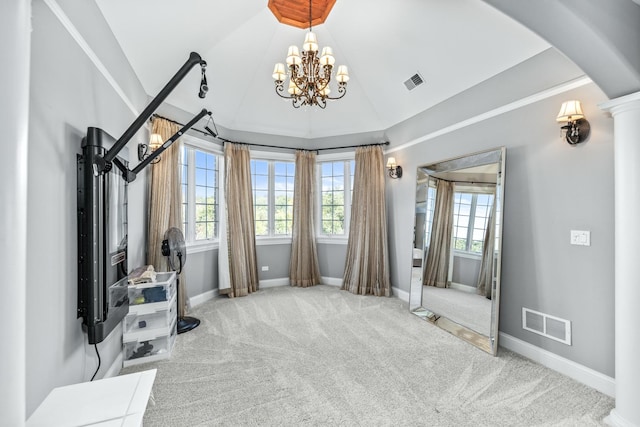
[181, 134, 223, 250]
[316, 157, 354, 239]
[250, 150, 296, 240]
[317, 236, 349, 245]
[452, 250, 482, 260]
[452, 188, 493, 256]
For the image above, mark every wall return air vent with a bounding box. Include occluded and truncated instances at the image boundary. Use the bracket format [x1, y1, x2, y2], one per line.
[404, 72, 424, 91]
[522, 307, 572, 345]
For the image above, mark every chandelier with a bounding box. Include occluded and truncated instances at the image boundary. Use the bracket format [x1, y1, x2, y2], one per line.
[271, 0, 349, 109]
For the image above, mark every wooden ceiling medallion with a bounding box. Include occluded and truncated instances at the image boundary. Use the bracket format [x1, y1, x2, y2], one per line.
[268, 0, 337, 29]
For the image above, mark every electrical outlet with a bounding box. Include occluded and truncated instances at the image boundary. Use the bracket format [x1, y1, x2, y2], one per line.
[570, 230, 591, 246]
[261, 266, 269, 271]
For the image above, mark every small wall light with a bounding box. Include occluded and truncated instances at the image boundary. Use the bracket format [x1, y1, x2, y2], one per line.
[138, 133, 164, 162]
[386, 157, 403, 179]
[556, 100, 590, 145]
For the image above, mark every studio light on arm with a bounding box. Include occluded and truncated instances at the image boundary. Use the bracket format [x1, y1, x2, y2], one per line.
[556, 100, 590, 145]
[386, 157, 402, 179]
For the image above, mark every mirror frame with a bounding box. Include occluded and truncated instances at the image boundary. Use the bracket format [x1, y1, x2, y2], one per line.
[409, 147, 505, 355]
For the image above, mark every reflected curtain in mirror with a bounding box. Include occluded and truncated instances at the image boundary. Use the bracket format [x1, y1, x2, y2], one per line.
[423, 179, 454, 288]
[290, 150, 321, 287]
[223, 143, 259, 298]
[342, 145, 391, 296]
[476, 196, 496, 298]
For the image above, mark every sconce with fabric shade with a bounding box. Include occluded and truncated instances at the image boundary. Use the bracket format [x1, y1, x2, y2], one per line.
[386, 157, 402, 179]
[556, 100, 590, 145]
[138, 133, 164, 162]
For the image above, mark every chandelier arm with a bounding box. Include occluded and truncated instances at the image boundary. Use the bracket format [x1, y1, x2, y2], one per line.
[325, 84, 348, 100]
[274, 82, 295, 100]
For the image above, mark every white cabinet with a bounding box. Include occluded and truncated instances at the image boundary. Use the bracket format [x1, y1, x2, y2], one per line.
[123, 271, 177, 367]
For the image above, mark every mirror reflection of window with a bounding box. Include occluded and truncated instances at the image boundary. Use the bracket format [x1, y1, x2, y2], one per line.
[452, 188, 494, 254]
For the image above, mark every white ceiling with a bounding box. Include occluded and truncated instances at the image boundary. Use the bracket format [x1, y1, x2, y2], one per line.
[96, 0, 549, 141]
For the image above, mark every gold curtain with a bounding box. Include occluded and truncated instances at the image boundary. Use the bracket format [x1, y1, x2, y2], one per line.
[146, 117, 188, 317]
[290, 150, 321, 287]
[477, 195, 496, 298]
[423, 179, 454, 288]
[342, 145, 391, 296]
[223, 143, 259, 297]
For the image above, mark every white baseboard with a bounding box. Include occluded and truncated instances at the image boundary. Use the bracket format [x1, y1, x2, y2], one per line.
[499, 332, 615, 398]
[189, 289, 218, 308]
[321, 278, 409, 303]
[603, 409, 635, 427]
[321, 277, 342, 287]
[259, 278, 290, 288]
[392, 286, 410, 303]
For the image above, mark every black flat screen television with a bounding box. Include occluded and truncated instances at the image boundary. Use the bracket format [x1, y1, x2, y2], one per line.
[77, 127, 129, 344]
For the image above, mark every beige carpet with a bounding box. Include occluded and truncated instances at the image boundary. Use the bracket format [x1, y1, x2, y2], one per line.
[122, 285, 613, 426]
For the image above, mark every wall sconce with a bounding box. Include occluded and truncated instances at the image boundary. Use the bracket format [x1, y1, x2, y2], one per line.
[138, 133, 163, 162]
[556, 100, 590, 145]
[386, 157, 403, 179]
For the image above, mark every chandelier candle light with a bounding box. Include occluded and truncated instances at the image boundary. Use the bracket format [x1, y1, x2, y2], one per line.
[272, 0, 349, 108]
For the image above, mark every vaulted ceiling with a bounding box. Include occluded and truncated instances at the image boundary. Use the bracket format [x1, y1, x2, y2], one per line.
[96, 0, 549, 141]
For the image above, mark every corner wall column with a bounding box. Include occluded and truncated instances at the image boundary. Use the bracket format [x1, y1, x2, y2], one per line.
[601, 91, 640, 427]
[0, 0, 31, 425]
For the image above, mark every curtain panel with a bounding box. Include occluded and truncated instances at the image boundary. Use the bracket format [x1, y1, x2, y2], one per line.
[342, 145, 391, 296]
[222, 143, 259, 298]
[423, 179, 454, 288]
[290, 150, 321, 287]
[146, 117, 188, 317]
[476, 195, 496, 298]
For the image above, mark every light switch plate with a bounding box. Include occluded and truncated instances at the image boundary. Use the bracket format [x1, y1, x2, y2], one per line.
[570, 230, 591, 246]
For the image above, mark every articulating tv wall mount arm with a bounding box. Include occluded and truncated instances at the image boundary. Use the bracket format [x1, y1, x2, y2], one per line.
[92, 52, 210, 183]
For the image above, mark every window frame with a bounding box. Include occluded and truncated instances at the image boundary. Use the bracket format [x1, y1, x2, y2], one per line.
[180, 135, 223, 254]
[316, 152, 355, 244]
[250, 150, 296, 245]
[451, 184, 495, 257]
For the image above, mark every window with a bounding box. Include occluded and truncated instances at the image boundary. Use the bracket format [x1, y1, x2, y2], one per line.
[452, 190, 494, 254]
[181, 144, 219, 244]
[319, 160, 355, 236]
[250, 159, 295, 237]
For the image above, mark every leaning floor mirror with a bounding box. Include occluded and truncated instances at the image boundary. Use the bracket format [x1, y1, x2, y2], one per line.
[409, 147, 505, 355]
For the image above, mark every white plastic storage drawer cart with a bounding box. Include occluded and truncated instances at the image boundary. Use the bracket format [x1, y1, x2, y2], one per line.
[123, 271, 177, 367]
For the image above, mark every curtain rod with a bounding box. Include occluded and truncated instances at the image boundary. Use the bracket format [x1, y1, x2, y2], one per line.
[151, 114, 390, 153]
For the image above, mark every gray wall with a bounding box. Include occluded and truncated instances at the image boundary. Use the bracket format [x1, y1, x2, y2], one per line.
[185, 249, 218, 298]
[451, 256, 481, 288]
[26, 0, 149, 417]
[318, 243, 348, 279]
[257, 244, 292, 280]
[185, 242, 347, 295]
[385, 80, 614, 376]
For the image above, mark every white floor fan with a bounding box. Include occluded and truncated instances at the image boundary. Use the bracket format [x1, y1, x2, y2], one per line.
[161, 227, 200, 334]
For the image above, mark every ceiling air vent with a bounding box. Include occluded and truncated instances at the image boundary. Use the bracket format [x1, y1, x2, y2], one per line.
[404, 72, 424, 91]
